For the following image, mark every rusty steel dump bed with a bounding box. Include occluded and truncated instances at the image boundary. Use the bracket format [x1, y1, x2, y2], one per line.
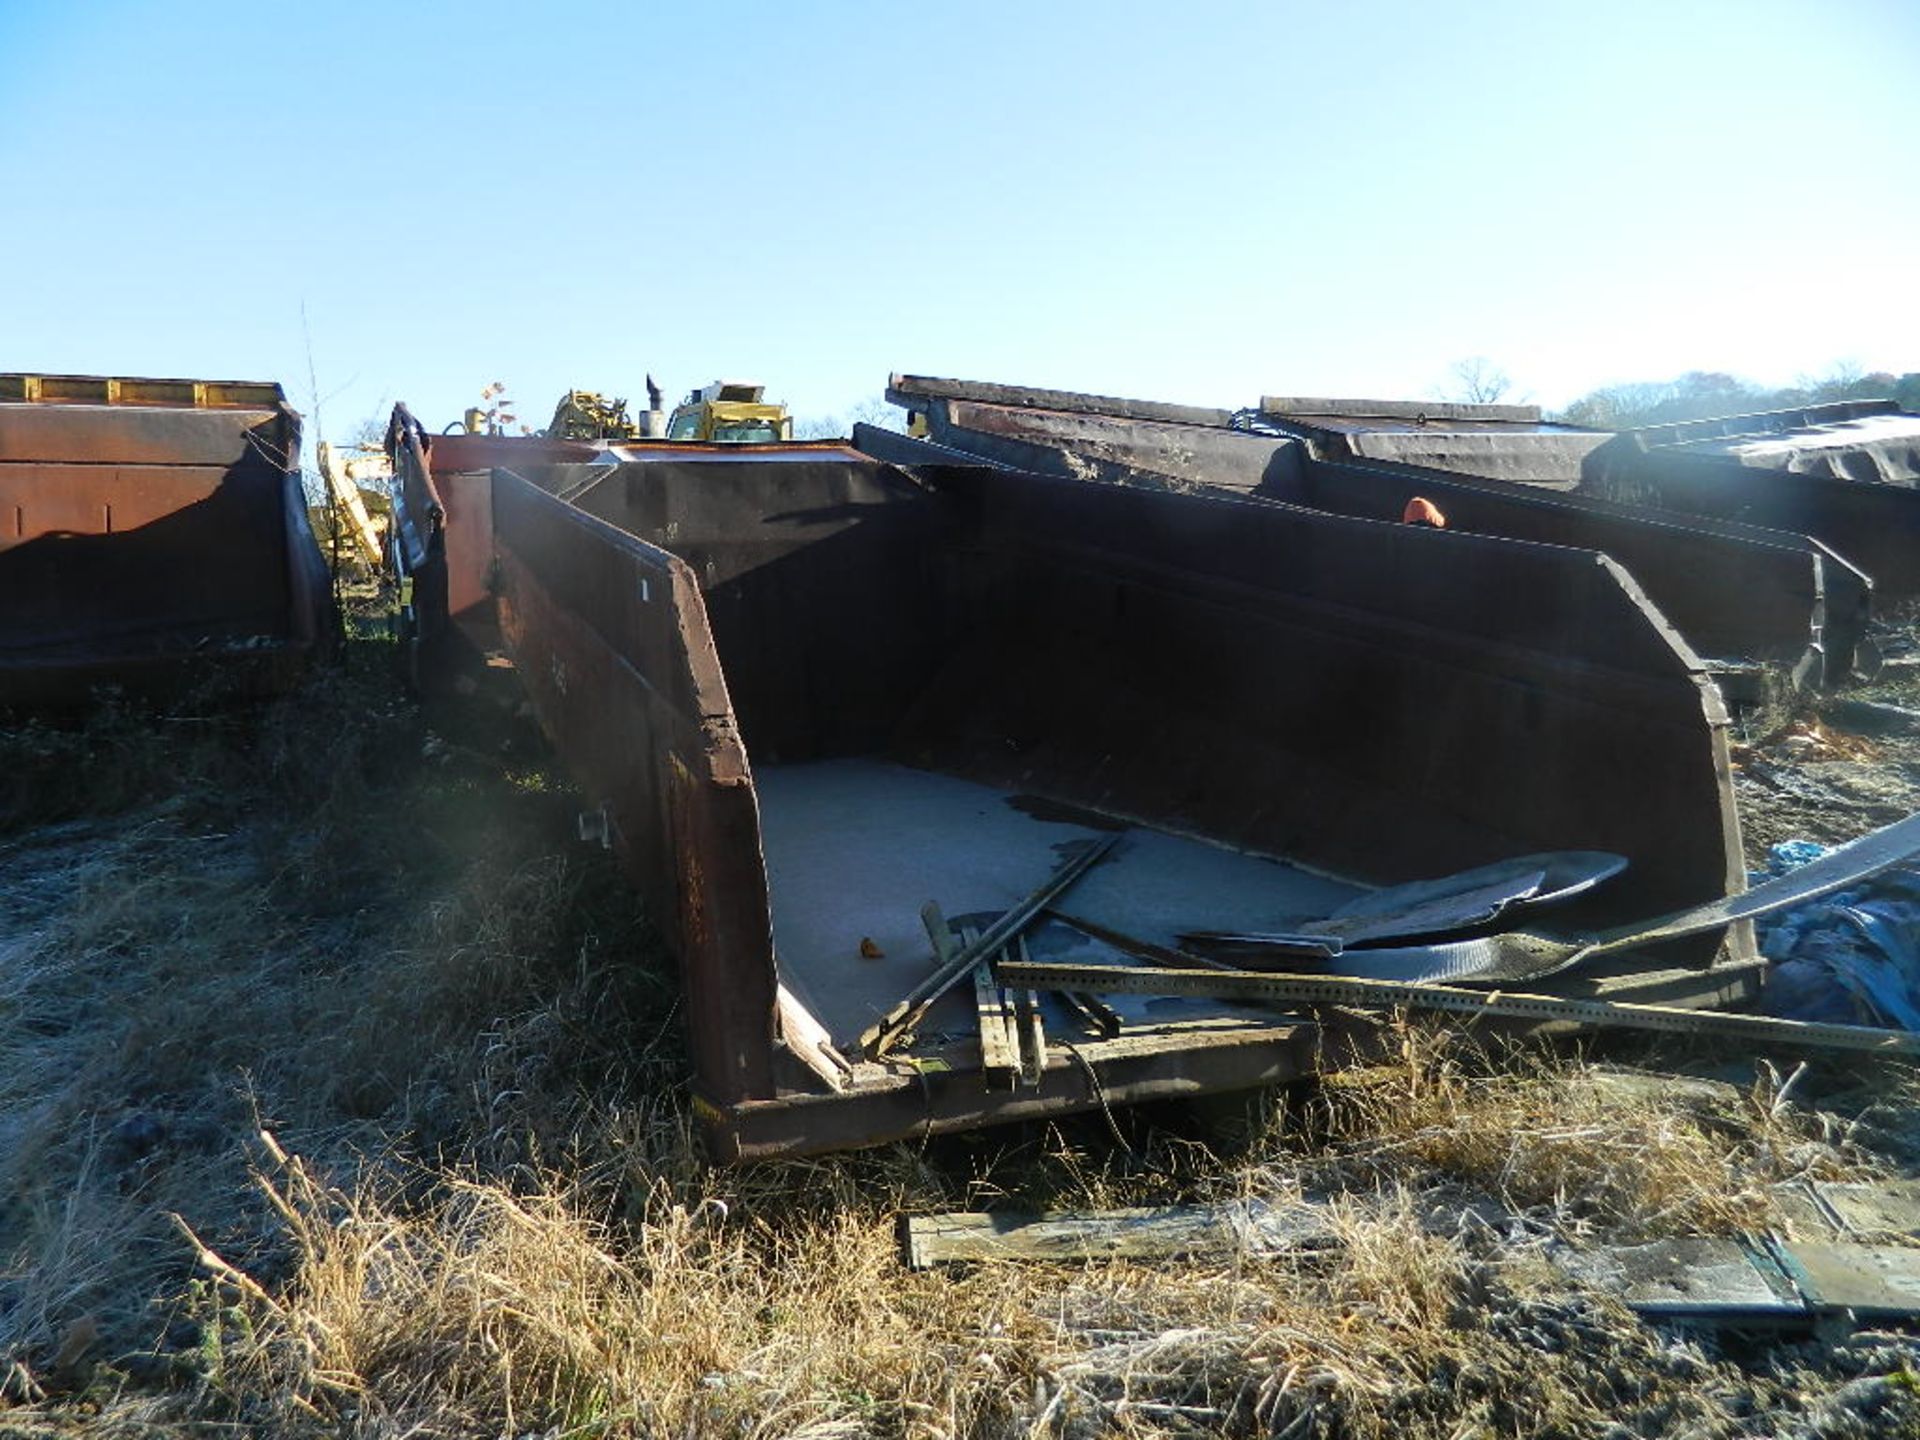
[885, 376, 1872, 687]
[390, 398, 1759, 1161]
[1585, 401, 1920, 595]
[0, 374, 332, 707]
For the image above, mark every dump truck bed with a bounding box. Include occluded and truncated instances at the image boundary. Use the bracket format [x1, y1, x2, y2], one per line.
[1586, 401, 1920, 594]
[0, 374, 332, 706]
[388, 407, 1756, 1161]
[884, 376, 1872, 686]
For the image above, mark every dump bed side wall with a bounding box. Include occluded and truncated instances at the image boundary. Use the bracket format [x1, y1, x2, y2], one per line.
[488, 470, 776, 1104]
[1291, 459, 1850, 669]
[908, 467, 1742, 941]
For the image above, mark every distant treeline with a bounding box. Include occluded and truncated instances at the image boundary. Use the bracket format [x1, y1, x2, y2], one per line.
[1555, 366, 1920, 431]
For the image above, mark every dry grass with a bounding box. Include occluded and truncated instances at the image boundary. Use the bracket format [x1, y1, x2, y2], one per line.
[4, 614, 1920, 1438]
[1280, 1024, 1874, 1240]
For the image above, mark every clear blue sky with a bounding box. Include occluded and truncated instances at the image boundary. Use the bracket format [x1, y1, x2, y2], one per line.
[1, 0, 1914, 438]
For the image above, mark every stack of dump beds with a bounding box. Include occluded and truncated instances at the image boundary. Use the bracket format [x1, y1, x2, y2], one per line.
[882, 375, 1876, 688]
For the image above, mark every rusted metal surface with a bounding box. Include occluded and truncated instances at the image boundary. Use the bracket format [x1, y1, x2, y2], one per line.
[0, 373, 283, 410]
[402, 421, 1758, 1161]
[889, 372, 1234, 428]
[1586, 402, 1920, 594]
[383, 409, 882, 662]
[0, 375, 331, 707]
[421, 429, 598, 479]
[489, 471, 778, 1104]
[596, 441, 872, 464]
[1258, 395, 1610, 485]
[881, 380, 1872, 685]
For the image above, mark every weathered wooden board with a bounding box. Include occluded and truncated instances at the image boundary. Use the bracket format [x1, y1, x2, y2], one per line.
[902, 1199, 1339, 1269]
[1785, 1241, 1920, 1318]
[1553, 1239, 1801, 1320]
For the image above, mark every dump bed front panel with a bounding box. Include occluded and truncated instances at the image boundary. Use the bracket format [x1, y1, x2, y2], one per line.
[568, 460, 948, 763]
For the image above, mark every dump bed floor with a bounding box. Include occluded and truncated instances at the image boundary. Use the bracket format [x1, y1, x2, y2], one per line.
[755, 758, 1361, 1048]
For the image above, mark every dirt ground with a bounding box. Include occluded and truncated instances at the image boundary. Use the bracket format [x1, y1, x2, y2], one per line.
[4, 604, 1920, 1439]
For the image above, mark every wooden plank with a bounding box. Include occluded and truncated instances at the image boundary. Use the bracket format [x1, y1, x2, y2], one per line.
[860, 835, 1119, 1057]
[775, 983, 851, 1092]
[992, 961, 1920, 1058]
[1779, 1241, 1920, 1319]
[1552, 1239, 1803, 1321]
[903, 1196, 1920, 1326]
[903, 1199, 1340, 1269]
[903, 1194, 1502, 1269]
[1817, 1179, 1920, 1238]
[1015, 936, 1046, 1087]
[937, 913, 1017, 1089]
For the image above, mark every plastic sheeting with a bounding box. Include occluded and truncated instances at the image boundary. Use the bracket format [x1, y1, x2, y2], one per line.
[1759, 839, 1920, 1028]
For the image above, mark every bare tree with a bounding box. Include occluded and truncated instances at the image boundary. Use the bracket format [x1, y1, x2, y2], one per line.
[1443, 356, 1513, 405]
[790, 413, 844, 440]
[347, 401, 392, 449]
[792, 394, 905, 440]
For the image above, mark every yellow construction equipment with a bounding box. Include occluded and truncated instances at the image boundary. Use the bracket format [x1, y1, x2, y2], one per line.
[548, 388, 643, 441]
[666, 381, 793, 443]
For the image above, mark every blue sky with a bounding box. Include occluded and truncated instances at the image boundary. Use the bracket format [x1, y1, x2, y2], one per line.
[1, 0, 1914, 438]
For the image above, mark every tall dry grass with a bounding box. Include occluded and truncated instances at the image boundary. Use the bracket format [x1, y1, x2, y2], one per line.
[1282, 1022, 1874, 1239]
[3, 616, 1919, 1437]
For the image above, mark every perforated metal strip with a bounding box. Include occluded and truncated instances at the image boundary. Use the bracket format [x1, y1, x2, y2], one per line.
[994, 962, 1920, 1057]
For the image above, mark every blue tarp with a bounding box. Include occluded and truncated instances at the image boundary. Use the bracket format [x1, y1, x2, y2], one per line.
[1758, 839, 1920, 1028]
